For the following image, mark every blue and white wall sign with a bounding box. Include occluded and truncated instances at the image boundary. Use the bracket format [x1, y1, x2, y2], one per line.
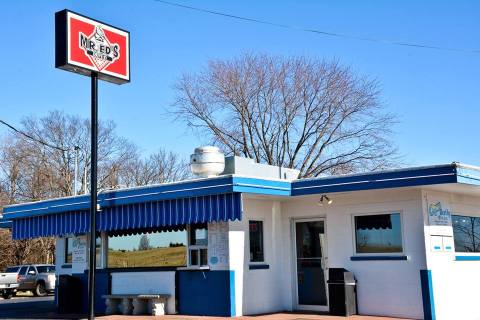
[428, 201, 452, 227]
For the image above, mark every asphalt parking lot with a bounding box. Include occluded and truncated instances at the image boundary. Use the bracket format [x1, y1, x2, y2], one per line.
[0, 295, 61, 319]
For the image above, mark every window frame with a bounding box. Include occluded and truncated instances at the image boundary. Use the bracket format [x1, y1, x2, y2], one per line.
[64, 236, 74, 264]
[187, 223, 209, 268]
[105, 229, 189, 269]
[351, 211, 405, 256]
[248, 219, 266, 264]
[452, 213, 480, 255]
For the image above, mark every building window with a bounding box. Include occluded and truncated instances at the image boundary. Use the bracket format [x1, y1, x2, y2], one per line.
[249, 220, 264, 262]
[65, 237, 73, 264]
[354, 213, 403, 254]
[188, 223, 208, 267]
[96, 237, 102, 268]
[452, 215, 480, 253]
[107, 229, 187, 268]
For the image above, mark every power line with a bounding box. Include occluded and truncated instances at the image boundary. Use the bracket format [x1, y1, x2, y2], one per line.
[155, 0, 480, 55]
[0, 119, 69, 152]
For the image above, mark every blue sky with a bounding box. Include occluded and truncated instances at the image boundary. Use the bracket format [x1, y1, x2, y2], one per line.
[1, 1, 479, 166]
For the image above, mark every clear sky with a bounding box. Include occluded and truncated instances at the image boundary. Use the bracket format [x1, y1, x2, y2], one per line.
[1, 1, 479, 166]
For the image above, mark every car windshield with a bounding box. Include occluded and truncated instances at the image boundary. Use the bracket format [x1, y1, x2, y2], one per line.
[5, 266, 19, 273]
[35, 266, 55, 273]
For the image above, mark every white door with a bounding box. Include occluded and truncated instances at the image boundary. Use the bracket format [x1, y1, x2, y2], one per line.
[293, 219, 329, 312]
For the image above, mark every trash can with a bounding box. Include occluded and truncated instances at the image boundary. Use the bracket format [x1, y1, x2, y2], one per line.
[327, 268, 357, 316]
[57, 275, 83, 314]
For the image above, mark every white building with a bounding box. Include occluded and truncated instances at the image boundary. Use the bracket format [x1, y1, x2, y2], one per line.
[2, 155, 480, 320]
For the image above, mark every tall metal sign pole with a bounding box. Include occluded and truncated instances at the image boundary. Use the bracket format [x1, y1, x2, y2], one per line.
[55, 10, 130, 319]
[88, 72, 98, 318]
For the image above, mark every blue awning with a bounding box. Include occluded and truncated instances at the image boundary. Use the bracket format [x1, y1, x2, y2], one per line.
[11, 193, 242, 240]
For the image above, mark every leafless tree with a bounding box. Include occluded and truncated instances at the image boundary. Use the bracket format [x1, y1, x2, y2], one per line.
[174, 54, 399, 177]
[117, 148, 190, 187]
[0, 111, 188, 269]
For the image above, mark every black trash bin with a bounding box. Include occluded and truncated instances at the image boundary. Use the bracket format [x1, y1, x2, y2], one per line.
[57, 275, 83, 314]
[327, 268, 357, 316]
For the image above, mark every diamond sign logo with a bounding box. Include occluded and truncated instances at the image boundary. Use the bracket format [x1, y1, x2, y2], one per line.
[79, 26, 120, 72]
[56, 10, 130, 84]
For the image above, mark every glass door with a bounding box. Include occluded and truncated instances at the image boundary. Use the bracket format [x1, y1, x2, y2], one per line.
[294, 219, 328, 311]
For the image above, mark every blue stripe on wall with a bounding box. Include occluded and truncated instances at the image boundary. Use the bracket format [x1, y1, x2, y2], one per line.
[420, 270, 436, 320]
[455, 255, 480, 261]
[230, 270, 236, 316]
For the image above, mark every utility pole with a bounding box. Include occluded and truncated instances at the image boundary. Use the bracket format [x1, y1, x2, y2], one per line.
[73, 145, 80, 196]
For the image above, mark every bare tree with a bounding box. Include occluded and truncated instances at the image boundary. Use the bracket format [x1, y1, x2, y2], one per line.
[174, 54, 399, 177]
[117, 148, 190, 187]
[0, 111, 188, 268]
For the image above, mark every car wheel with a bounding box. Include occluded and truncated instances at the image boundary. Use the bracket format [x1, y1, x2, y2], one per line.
[2, 292, 13, 299]
[35, 283, 47, 297]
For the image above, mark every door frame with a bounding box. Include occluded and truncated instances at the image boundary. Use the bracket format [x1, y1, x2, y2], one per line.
[292, 217, 329, 312]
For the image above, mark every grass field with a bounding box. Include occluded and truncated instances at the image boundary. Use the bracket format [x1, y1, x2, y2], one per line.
[108, 246, 187, 268]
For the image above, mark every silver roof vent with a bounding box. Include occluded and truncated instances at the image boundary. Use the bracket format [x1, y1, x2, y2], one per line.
[190, 146, 225, 178]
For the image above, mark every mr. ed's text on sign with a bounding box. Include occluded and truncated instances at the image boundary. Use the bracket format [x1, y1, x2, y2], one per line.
[55, 9, 130, 84]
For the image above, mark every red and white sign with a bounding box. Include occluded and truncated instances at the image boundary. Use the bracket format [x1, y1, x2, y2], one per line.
[56, 10, 130, 84]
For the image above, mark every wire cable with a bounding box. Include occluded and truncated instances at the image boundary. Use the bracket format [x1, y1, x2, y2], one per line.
[0, 119, 69, 152]
[155, 0, 480, 54]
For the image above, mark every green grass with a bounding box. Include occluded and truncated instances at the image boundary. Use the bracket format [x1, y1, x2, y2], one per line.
[108, 246, 187, 268]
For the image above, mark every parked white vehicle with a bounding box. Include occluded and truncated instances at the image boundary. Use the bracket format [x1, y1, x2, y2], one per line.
[0, 266, 20, 299]
[0, 264, 56, 299]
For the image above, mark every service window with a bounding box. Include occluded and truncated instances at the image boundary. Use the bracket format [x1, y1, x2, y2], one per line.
[249, 220, 264, 262]
[188, 223, 208, 267]
[354, 213, 403, 254]
[65, 237, 73, 264]
[107, 230, 187, 268]
[452, 215, 480, 253]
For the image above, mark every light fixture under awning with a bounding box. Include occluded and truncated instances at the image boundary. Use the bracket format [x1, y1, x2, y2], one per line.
[11, 193, 242, 240]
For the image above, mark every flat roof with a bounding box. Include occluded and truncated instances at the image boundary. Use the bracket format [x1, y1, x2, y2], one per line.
[3, 162, 480, 220]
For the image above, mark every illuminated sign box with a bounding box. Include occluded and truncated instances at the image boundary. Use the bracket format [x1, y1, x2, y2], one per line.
[55, 9, 130, 84]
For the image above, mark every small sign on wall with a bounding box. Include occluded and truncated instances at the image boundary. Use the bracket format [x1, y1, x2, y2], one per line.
[430, 235, 443, 252]
[442, 236, 454, 252]
[428, 201, 452, 227]
[208, 222, 229, 269]
[430, 235, 454, 253]
[72, 236, 87, 264]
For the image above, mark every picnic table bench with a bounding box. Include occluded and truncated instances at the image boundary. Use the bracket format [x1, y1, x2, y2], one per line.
[102, 294, 170, 316]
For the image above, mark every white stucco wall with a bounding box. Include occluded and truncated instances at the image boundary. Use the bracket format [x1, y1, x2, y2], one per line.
[237, 198, 285, 315]
[422, 189, 480, 320]
[239, 188, 427, 319]
[281, 188, 426, 319]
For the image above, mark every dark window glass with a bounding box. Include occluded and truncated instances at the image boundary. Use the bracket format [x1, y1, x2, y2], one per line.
[249, 220, 264, 262]
[36, 266, 55, 273]
[107, 230, 187, 268]
[96, 237, 102, 268]
[190, 224, 208, 246]
[19, 266, 28, 275]
[5, 266, 19, 273]
[65, 237, 73, 264]
[190, 249, 199, 266]
[355, 213, 403, 253]
[200, 248, 208, 266]
[452, 215, 480, 253]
